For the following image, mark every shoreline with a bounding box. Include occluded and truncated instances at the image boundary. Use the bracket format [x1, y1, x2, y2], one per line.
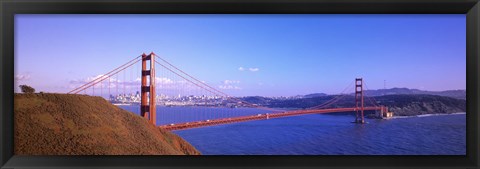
[391, 112, 466, 119]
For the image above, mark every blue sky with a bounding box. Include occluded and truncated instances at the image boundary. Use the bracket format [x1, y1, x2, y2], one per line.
[15, 14, 466, 97]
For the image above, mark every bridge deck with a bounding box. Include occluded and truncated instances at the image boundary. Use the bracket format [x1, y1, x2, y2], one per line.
[159, 106, 383, 131]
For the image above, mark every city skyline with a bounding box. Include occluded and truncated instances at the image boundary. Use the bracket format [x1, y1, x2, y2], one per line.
[15, 14, 466, 97]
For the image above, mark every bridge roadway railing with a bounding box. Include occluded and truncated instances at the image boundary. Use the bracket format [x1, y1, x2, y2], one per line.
[159, 106, 383, 131]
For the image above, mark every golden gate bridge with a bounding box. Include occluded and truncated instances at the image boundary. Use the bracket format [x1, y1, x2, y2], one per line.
[68, 52, 391, 131]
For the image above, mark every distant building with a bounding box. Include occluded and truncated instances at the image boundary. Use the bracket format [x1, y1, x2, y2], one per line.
[376, 108, 394, 119]
[384, 112, 393, 118]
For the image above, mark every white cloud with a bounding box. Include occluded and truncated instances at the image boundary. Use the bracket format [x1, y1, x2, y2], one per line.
[223, 80, 240, 84]
[248, 68, 259, 72]
[218, 80, 241, 90]
[238, 66, 260, 72]
[218, 85, 242, 90]
[69, 74, 125, 89]
[15, 74, 31, 81]
[71, 74, 117, 84]
[155, 77, 174, 84]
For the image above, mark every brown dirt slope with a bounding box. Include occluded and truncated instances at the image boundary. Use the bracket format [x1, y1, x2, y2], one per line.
[14, 93, 200, 155]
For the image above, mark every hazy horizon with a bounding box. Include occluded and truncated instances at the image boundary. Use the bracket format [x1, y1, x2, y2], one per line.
[15, 14, 466, 97]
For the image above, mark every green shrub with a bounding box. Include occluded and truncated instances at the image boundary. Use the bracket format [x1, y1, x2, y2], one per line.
[19, 85, 35, 94]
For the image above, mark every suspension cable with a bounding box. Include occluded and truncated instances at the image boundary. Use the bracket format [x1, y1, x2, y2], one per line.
[363, 81, 381, 107]
[68, 55, 142, 94]
[307, 80, 354, 109]
[70, 55, 147, 94]
[154, 60, 283, 112]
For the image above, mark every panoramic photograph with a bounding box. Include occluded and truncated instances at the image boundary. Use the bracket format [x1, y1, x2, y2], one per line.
[14, 14, 466, 155]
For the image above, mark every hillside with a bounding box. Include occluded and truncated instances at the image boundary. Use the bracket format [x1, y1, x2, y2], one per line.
[373, 94, 466, 116]
[14, 93, 200, 155]
[246, 94, 466, 116]
[360, 88, 466, 100]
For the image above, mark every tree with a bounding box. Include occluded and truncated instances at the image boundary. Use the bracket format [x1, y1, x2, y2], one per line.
[19, 85, 35, 94]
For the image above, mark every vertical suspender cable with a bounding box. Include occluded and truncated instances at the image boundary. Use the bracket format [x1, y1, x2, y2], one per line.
[108, 76, 111, 101]
[100, 78, 103, 98]
[123, 68, 126, 99]
[116, 74, 119, 100]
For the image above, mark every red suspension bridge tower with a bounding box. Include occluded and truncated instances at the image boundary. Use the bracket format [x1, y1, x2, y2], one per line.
[141, 52, 156, 125]
[355, 78, 365, 123]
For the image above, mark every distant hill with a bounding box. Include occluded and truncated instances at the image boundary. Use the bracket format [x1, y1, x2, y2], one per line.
[372, 94, 466, 116]
[241, 94, 465, 116]
[240, 96, 274, 105]
[14, 93, 200, 155]
[304, 93, 328, 98]
[361, 88, 466, 100]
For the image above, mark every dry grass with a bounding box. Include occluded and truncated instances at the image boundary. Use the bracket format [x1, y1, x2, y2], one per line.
[14, 93, 201, 155]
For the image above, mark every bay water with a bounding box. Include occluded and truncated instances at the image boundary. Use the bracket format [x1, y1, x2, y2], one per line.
[119, 105, 466, 155]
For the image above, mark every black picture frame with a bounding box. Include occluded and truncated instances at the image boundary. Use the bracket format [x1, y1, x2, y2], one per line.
[1, 0, 479, 168]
